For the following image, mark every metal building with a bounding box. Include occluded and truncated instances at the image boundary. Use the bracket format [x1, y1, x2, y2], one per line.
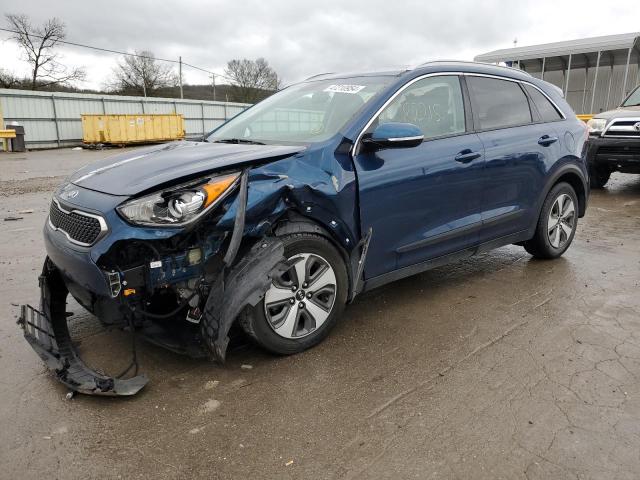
[475, 33, 640, 115]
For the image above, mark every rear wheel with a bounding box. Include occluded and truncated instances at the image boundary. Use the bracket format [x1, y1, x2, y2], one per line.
[240, 233, 348, 355]
[524, 182, 578, 259]
[589, 166, 611, 189]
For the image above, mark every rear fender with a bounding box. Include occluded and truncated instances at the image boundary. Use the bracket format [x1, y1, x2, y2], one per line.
[537, 163, 588, 219]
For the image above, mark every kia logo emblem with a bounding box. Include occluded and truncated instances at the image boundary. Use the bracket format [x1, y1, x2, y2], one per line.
[634, 122, 640, 132]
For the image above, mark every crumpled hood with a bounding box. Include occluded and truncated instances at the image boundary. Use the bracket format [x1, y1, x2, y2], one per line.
[593, 105, 640, 121]
[69, 141, 305, 195]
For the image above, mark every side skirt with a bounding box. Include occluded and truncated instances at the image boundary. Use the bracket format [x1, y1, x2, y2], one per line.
[362, 229, 531, 292]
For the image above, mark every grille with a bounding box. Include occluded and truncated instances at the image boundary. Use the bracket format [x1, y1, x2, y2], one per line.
[597, 145, 640, 156]
[603, 119, 640, 138]
[49, 200, 105, 246]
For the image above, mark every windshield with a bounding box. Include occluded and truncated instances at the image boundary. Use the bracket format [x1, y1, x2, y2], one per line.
[207, 76, 394, 144]
[622, 86, 640, 107]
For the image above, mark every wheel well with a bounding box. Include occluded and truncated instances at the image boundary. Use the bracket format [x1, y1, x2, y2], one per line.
[554, 172, 587, 217]
[272, 214, 355, 299]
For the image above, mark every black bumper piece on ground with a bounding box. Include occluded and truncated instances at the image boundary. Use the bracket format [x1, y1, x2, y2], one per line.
[18, 261, 148, 396]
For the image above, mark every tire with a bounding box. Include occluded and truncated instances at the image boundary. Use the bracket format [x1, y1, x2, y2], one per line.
[240, 233, 348, 355]
[589, 166, 611, 189]
[524, 182, 579, 259]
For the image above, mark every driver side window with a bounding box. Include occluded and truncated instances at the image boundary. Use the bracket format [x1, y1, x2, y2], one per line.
[376, 75, 466, 140]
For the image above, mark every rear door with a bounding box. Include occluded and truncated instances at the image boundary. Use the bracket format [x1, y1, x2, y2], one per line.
[354, 74, 485, 279]
[466, 75, 563, 242]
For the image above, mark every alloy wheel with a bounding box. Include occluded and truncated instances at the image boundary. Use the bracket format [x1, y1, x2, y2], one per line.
[547, 193, 576, 249]
[263, 253, 337, 339]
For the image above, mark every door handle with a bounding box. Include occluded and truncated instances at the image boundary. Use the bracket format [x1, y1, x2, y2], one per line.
[454, 149, 482, 163]
[538, 135, 558, 146]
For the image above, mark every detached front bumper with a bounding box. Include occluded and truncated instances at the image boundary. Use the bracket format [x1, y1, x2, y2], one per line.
[586, 136, 640, 173]
[18, 260, 148, 396]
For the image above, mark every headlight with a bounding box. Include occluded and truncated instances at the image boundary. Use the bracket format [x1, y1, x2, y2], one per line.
[586, 118, 606, 134]
[117, 172, 240, 226]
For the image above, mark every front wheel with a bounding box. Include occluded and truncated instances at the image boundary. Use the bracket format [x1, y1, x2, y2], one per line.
[240, 233, 348, 355]
[524, 182, 578, 259]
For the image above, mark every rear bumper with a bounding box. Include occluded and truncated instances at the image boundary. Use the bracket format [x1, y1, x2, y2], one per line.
[586, 137, 640, 173]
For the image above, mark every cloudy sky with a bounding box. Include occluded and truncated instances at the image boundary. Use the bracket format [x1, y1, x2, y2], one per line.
[1, 0, 639, 90]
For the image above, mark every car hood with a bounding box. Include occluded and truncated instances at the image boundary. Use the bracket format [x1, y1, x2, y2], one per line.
[69, 141, 305, 195]
[593, 105, 640, 121]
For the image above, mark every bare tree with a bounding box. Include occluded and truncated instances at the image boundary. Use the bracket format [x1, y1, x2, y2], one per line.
[5, 14, 86, 90]
[224, 58, 280, 103]
[0, 68, 22, 88]
[109, 51, 178, 97]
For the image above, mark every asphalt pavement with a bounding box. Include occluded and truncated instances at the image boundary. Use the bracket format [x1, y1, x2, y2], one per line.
[1, 147, 639, 479]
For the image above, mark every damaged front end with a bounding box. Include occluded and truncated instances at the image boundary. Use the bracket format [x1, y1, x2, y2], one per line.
[18, 237, 286, 396]
[20, 169, 289, 396]
[19, 139, 363, 397]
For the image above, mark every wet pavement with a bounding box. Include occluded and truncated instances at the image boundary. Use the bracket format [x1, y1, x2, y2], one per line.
[1, 148, 639, 479]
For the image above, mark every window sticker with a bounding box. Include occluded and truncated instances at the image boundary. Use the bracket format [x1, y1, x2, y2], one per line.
[324, 84, 366, 94]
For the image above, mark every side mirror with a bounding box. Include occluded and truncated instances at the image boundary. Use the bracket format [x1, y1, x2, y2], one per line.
[363, 123, 424, 149]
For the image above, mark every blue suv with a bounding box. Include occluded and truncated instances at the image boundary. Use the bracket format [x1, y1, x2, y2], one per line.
[20, 61, 589, 395]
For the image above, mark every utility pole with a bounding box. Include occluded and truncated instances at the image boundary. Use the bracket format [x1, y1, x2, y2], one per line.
[211, 73, 216, 101]
[179, 56, 184, 99]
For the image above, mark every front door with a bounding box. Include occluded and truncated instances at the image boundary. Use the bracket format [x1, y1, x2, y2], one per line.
[354, 75, 486, 279]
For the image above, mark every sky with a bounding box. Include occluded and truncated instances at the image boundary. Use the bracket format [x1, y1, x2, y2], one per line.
[1, 0, 640, 90]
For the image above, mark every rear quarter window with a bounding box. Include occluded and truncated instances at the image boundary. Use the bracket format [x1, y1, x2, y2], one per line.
[467, 76, 532, 130]
[523, 84, 563, 122]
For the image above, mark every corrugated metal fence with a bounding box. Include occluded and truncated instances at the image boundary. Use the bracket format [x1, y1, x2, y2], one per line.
[0, 88, 250, 149]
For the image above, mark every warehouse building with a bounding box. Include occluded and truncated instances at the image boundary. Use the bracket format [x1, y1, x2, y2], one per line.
[475, 32, 640, 115]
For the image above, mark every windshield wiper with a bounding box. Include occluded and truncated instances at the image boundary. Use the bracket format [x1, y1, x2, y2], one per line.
[214, 138, 265, 145]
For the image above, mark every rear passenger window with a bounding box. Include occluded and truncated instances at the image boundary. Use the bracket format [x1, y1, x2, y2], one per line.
[467, 77, 532, 130]
[523, 84, 563, 122]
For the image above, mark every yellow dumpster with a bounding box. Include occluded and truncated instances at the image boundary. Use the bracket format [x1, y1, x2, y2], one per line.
[82, 114, 186, 145]
[576, 114, 594, 123]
